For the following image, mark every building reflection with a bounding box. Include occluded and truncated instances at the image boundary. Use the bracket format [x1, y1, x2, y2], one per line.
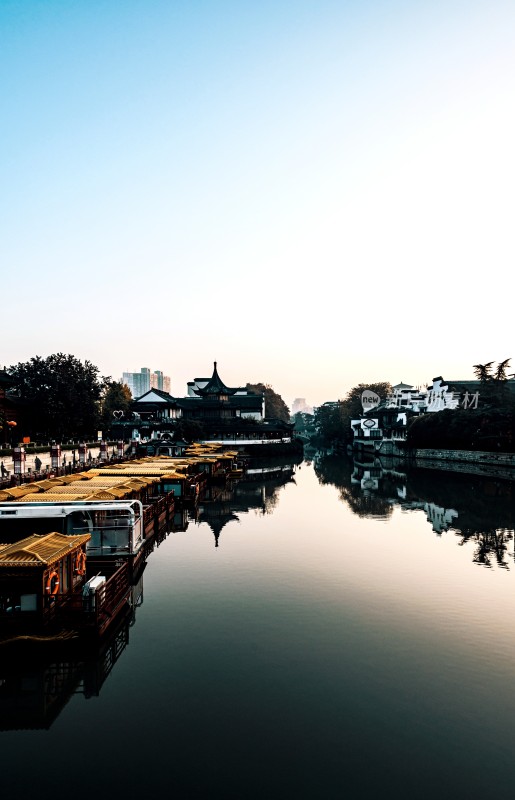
[196, 461, 298, 547]
[0, 462, 300, 729]
[0, 573, 144, 730]
[314, 452, 515, 568]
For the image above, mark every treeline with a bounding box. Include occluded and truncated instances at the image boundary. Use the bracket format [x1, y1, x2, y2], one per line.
[2, 354, 132, 442]
[407, 407, 515, 451]
[408, 359, 515, 451]
[313, 360, 515, 452]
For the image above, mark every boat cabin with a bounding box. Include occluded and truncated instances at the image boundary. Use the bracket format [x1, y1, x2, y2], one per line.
[0, 532, 90, 618]
[0, 500, 144, 558]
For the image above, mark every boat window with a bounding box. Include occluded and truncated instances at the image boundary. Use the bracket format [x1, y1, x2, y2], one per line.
[0, 593, 21, 613]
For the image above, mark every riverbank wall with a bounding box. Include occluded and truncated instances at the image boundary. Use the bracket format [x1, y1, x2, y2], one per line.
[354, 440, 515, 479]
[241, 440, 304, 458]
[410, 448, 515, 480]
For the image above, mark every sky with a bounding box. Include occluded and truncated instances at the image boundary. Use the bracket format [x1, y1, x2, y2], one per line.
[1, 0, 514, 408]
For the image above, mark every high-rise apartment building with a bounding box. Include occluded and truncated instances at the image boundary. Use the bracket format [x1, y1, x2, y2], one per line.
[150, 370, 163, 390]
[292, 398, 313, 415]
[122, 368, 171, 399]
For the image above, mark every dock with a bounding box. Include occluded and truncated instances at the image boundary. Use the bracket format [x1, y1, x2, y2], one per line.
[0, 444, 244, 647]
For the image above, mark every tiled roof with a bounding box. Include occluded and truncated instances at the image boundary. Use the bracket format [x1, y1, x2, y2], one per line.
[6, 485, 41, 498]
[89, 468, 165, 478]
[29, 484, 97, 495]
[192, 362, 240, 397]
[18, 493, 90, 502]
[0, 532, 90, 566]
[34, 479, 65, 490]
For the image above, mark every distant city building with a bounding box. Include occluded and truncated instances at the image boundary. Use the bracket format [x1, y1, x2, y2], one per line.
[292, 398, 313, 415]
[150, 371, 163, 391]
[122, 367, 171, 399]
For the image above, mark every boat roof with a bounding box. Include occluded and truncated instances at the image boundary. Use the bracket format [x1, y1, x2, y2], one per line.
[0, 500, 141, 517]
[0, 532, 91, 567]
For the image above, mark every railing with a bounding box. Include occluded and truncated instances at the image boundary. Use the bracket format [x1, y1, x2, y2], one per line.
[71, 517, 137, 532]
[59, 562, 130, 626]
[143, 506, 154, 526]
[70, 519, 141, 556]
[96, 563, 131, 623]
[153, 496, 166, 516]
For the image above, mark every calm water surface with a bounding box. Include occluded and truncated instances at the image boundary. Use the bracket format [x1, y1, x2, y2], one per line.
[3, 455, 515, 799]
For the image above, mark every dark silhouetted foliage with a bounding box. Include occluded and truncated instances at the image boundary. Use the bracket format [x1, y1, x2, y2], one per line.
[8, 353, 107, 440]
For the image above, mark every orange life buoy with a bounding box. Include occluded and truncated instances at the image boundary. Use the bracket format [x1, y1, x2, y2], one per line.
[45, 571, 60, 596]
[74, 550, 86, 576]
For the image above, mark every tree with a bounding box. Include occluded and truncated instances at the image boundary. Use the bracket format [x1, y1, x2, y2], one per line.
[101, 381, 132, 430]
[339, 382, 392, 421]
[174, 418, 206, 443]
[314, 382, 392, 447]
[473, 362, 494, 383]
[472, 359, 512, 407]
[246, 383, 290, 422]
[495, 359, 511, 382]
[292, 411, 315, 434]
[8, 353, 107, 440]
[407, 406, 515, 451]
[313, 402, 346, 446]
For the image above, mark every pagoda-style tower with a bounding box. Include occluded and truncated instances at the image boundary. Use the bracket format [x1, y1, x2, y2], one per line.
[192, 362, 242, 416]
[193, 362, 240, 401]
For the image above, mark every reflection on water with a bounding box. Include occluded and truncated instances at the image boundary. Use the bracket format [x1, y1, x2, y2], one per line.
[4, 455, 515, 799]
[196, 462, 297, 546]
[0, 463, 296, 731]
[315, 452, 515, 568]
[0, 572, 144, 731]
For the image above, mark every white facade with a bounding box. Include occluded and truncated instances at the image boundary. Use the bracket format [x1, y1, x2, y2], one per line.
[385, 378, 460, 413]
[352, 375, 465, 450]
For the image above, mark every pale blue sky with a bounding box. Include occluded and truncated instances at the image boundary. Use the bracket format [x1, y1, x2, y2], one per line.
[1, 0, 514, 407]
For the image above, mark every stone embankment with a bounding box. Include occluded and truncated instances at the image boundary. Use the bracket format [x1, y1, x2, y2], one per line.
[411, 448, 515, 480]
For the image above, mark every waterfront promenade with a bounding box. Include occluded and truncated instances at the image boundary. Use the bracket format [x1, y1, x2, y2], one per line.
[0, 445, 105, 488]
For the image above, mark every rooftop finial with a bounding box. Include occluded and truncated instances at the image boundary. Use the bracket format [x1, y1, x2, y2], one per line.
[214, 361, 217, 370]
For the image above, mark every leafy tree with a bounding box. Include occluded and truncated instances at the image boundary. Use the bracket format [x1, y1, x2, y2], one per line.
[101, 381, 132, 430]
[8, 353, 107, 440]
[292, 411, 315, 434]
[313, 402, 346, 446]
[314, 382, 392, 447]
[174, 418, 206, 443]
[407, 407, 515, 451]
[339, 382, 392, 421]
[246, 383, 290, 422]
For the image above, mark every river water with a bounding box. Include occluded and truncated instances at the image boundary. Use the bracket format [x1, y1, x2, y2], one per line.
[2, 454, 515, 799]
